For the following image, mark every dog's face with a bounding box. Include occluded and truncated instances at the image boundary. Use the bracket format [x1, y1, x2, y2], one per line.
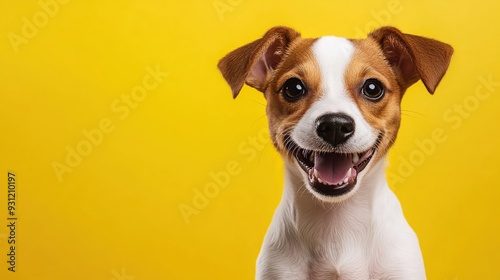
[218, 26, 452, 202]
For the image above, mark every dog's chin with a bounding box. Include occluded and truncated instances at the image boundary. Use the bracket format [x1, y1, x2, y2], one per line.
[287, 140, 378, 203]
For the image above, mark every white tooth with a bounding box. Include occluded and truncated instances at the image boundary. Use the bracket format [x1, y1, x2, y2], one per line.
[345, 168, 352, 179]
[317, 177, 323, 184]
[343, 177, 349, 184]
[313, 168, 318, 177]
[352, 153, 359, 163]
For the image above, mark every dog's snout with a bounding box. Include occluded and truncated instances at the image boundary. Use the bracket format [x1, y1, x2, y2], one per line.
[316, 113, 355, 147]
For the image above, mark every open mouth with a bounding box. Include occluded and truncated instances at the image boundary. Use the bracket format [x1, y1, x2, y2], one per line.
[287, 138, 377, 197]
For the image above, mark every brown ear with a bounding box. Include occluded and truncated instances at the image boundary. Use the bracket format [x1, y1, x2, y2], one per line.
[217, 26, 301, 98]
[369, 26, 453, 94]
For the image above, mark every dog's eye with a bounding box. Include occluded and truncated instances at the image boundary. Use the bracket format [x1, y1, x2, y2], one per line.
[281, 78, 307, 102]
[361, 79, 385, 101]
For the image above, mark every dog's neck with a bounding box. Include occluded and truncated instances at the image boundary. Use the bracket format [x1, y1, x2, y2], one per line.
[282, 158, 393, 243]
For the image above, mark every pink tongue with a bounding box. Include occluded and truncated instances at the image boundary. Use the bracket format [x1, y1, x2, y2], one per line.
[314, 152, 352, 185]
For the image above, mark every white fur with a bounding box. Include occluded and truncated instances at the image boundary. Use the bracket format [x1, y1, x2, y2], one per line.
[257, 36, 426, 279]
[292, 36, 379, 203]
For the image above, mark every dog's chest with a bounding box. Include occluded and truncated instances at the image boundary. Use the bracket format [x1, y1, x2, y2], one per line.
[291, 199, 386, 279]
[302, 236, 373, 280]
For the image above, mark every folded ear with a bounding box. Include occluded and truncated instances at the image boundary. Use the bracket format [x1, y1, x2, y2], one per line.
[369, 26, 454, 94]
[217, 26, 301, 98]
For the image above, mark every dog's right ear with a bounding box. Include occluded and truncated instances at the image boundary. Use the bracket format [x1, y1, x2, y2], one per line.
[217, 26, 301, 98]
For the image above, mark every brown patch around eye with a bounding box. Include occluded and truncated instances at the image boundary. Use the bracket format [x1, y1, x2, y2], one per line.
[345, 39, 404, 159]
[264, 38, 323, 154]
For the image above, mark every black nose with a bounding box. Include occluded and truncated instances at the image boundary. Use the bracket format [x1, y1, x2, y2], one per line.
[316, 113, 355, 147]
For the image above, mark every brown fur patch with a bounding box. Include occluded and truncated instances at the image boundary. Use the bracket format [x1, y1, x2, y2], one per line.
[345, 38, 405, 161]
[262, 38, 323, 158]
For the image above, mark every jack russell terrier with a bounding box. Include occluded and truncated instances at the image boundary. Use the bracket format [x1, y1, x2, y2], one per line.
[218, 26, 453, 279]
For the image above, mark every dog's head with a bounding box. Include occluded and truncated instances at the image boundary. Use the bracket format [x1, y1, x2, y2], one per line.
[218, 26, 453, 202]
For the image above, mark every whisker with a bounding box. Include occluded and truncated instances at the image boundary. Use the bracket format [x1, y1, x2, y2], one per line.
[401, 109, 429, 119]
[250, 114, 268, 128]
[248, 98, 266, 107]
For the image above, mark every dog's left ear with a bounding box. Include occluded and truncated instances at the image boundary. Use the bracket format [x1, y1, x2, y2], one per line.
[218, 26, 301, 98]
[369, 26, 454, 94]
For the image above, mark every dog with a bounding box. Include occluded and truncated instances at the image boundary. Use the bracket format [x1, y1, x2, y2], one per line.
[218, 26, 453, 279]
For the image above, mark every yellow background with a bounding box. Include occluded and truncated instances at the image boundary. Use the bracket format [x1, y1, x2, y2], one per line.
[0, 0, 499, 279]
